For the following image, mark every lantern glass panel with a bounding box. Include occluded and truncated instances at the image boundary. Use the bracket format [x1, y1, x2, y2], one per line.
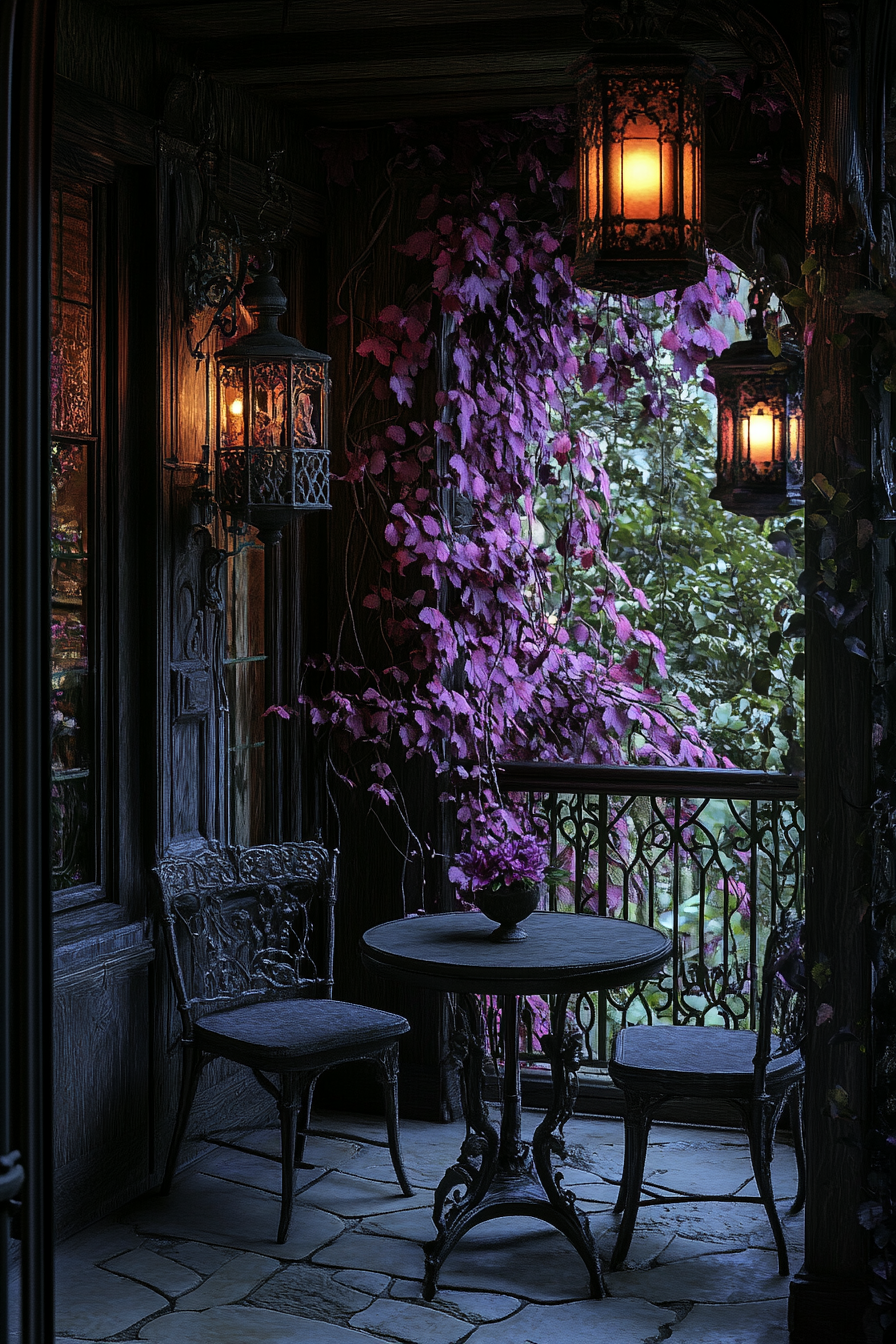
[220, 365, 247, 447]
[251, 361, 288, 448]
[613, 114, 662, 219]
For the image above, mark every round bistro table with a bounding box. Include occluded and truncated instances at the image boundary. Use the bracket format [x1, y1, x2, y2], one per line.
[361, 910, 672, 1300]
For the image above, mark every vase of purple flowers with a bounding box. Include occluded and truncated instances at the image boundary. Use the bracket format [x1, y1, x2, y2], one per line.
[449, 832, 563, 942]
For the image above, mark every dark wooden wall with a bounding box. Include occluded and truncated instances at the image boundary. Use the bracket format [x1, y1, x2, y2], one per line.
[317, 138, 454, 1120]
[50, 0, 332, 1236]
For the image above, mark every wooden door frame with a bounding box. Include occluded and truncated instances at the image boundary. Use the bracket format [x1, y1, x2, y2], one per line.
[0, 1, 57, 1342]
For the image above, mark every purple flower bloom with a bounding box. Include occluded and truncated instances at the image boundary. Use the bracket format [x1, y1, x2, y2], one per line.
[450, 832, 549, 892]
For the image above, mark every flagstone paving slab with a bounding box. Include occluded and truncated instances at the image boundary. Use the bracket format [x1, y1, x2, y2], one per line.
[333, 1268, 391, 1295]
[174, 1251, 279, 1310]
[390, 1281, 521, 1322]
[296, 1169, 431, 1217]
[668, 1298, 789, 1342]
[606, 1248, 791, 1302]
[349, 1297, 475, 1343]
[53, 1261, 167, 1340]
[435, 1219, 593, 1302]
[362, 1206, 438, 1241]
[466, 1297, 676, 1343]
[103, 1247, 201, 1297]
[139, 1304, 375, 1342]
[128, 1171, 344, 1260]
[161, 1241, 238, 1275]
[56, 1224, 142, 1265]
[197, 1147, 326, 1196]
[312, 1230, 427, 1279]
[249, 1262, 374, 1321]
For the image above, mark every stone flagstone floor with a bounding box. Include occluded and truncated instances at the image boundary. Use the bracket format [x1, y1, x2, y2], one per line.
[34, 1109, 800, 1343]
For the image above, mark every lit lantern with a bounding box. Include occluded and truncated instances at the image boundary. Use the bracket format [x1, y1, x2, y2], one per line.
[215, 263, 331, 546]
[707, 298, 804, 520]
[573, 40, 706, 296]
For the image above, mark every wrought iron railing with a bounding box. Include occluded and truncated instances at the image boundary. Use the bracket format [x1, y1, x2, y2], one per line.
[489, 763, 804, 1071]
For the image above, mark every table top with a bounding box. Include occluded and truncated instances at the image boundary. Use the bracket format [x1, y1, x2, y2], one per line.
[360, 911, 672, 995]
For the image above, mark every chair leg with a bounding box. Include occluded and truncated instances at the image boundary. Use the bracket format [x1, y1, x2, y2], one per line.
[295, 1075, 318, 1166]
[788, 1083, 806, 1217]
[375, 1042, 413, 1196]
[743, 1098, 789, 1276]
[161, 1042, 207, 1196]
[277, 1080, 300, 1245]
[610, 1090, 657, 1271]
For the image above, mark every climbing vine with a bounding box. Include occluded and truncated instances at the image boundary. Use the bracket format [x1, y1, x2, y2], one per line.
[299, 109, 746, 859]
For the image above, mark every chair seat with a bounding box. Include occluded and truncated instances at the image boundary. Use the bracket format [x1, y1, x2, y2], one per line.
[195, 998, 410, 1071]
[610, 1024, 803, 1099]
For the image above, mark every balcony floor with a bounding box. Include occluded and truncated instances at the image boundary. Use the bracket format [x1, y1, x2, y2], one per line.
[49, 1110, 802, 1343]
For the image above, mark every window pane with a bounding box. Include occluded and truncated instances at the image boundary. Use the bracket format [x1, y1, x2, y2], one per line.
[50, 182, 96, 893]
[51, 187, 92, 436]
[51, 439, 94, 889]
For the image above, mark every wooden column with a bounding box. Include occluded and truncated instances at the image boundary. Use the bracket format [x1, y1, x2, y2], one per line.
[789, 4, 875, 1338]
[0, 1, 57, 1341]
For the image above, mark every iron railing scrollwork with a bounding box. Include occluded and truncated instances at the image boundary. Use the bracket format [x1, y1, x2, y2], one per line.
[483, 765, 803, 1072]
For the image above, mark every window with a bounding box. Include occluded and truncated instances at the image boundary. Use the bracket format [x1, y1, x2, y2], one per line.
[50, 183, 100, 894]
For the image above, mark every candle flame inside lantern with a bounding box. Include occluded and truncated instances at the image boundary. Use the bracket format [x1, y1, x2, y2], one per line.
[229, 398, 243, 417]
[746, 408, 775, 464]
[622, 141, 662, 218]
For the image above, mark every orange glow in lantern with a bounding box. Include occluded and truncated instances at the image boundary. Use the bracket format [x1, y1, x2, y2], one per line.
[615, 117, 662, 218]
[229, 397, 243, 417]
[743, 407, 775, 465]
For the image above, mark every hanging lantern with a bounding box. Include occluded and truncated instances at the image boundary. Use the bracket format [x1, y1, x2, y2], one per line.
[706, 295, 804, 520]
[573, 39, 706, 296]
[215, 263, 331, 546]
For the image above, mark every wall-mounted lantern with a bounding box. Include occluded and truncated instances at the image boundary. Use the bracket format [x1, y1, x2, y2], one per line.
[706, 295, 804, 520]
[573, 39, 706, 297]
[215, 262, 331, 547]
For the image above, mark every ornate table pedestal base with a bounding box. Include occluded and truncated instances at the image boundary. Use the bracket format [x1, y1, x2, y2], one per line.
[423, 991, 605, 1301]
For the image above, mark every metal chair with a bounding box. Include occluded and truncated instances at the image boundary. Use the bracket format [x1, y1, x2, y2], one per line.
[154, 841, 413, 1242]
[608, 913, 806, 1275]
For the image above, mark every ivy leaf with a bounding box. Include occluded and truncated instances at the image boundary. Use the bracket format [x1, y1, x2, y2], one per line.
[801, 255, 818, 275]
[830, 492, 851, 515]
[825, 1084, 857, 1120]
[768, 630, 783, 656]
[856, 518, 873, 549]
[816, 1002, 834, 1025]
[766, 329, 782, 357]
[782, 286, 807, 308]
[828, 1023, 859, 1046]
[812, 956, 832, 988]
[831, 333, 851, 349]
[812, 473, 836, 500]
[791, 652, 806, 678]
[751, 667, 773, 695]
[807, 513, 829, 530]
[844, 636, 869, 658]
[769, 530, 797, 557]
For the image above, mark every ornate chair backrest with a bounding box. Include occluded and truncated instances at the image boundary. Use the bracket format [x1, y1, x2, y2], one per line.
[753, 911, 806, 1099]
[153, 841, 337, 1039]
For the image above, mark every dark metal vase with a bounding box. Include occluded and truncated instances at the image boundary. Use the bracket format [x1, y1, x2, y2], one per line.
[474, 881, 540, 942]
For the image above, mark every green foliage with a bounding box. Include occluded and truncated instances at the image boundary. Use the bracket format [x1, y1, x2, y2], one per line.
[537, 336, 805, 772]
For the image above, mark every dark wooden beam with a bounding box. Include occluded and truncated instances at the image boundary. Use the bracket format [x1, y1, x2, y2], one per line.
[195, 16, 586, 78]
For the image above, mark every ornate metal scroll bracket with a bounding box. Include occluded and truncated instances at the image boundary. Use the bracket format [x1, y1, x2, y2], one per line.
[533, 996, 587, 1213]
